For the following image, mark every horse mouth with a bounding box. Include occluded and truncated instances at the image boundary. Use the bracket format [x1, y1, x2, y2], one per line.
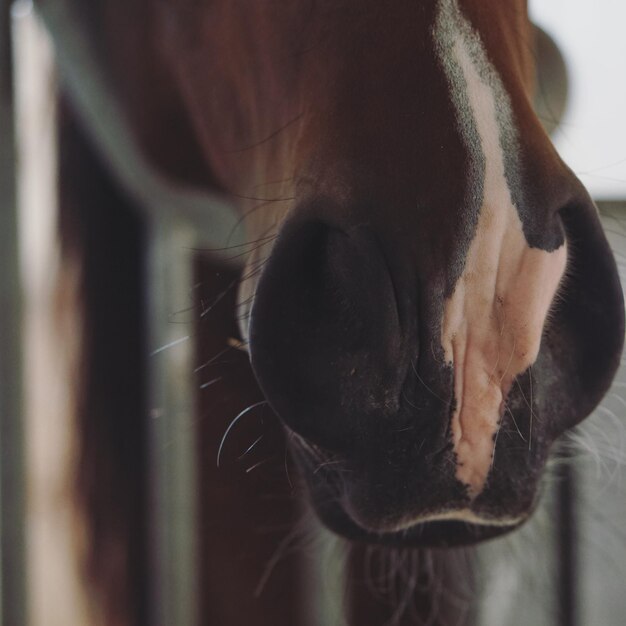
[291, 436, 529, 548]
[312, 495, 526, 548]
[248, 200, 625, 550]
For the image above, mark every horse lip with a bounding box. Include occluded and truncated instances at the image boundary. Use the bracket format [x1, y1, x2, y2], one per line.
[291, 435, 529, 547]
[312, 495, 526, 548]
[371, 509, 527, 531]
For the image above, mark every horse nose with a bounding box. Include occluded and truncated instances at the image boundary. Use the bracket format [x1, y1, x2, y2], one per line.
[249, 218, 406, 450]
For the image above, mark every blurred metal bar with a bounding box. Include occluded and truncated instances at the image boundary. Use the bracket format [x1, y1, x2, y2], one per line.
[0, 0, 27, 623]
[575, 201, 626, 626]
[145, 217, 199, 626]
[300, 516, 347, 626]
[556, 458, 578, 626]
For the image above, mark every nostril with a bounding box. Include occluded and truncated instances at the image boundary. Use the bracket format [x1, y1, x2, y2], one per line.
[249, 217, 404, 450]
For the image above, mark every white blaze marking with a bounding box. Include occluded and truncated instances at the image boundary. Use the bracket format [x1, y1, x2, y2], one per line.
[435, 1, 568, 497]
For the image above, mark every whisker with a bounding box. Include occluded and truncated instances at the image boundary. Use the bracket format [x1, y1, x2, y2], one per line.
[150, 335, 190, 356]
[199, 376, 222, 390]
[230, 192, 296, 203]
[238, 434, 264, 460]
[246, 457, 273, 473]
[195, 345, 235, 372]
[225, 112, 304, 153]
[514, 376, 537, 448]
[528, 365, 534, 450]
[254, 517, 311, 598]
[216, 400, 268, 468]
[226, 211, 281, 251]
[410, 358, 446, 403]
[505, 406, 527, 443]
[217, 235, 277, 263]
[187, 233, 276, 253]
[491, 416, 503, 469]
[200, 278, 239, 318]
[284, 448, 294, 490]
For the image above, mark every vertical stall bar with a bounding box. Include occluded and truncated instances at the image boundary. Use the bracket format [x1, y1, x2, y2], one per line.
[556, 459, 578, 626]
[300, 516, 348, 626]
[576, 201, 626, 626]
[145, 217, 199, 626]
[0, 0, 27, 623]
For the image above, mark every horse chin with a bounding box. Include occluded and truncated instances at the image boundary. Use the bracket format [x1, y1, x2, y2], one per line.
[288, 434, 535, 549]
[311, 490, 526, 549]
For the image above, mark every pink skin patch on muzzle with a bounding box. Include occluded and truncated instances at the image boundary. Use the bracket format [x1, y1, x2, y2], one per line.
[439, 6, 568, 497]
[443, 227, 567, 496]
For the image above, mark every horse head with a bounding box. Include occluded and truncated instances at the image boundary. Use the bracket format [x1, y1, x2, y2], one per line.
[160, 0, 624, 546]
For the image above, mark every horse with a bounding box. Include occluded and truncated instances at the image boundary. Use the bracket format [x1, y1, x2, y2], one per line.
[147, 0, 624, 543]
[40, 0, 624, 623]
